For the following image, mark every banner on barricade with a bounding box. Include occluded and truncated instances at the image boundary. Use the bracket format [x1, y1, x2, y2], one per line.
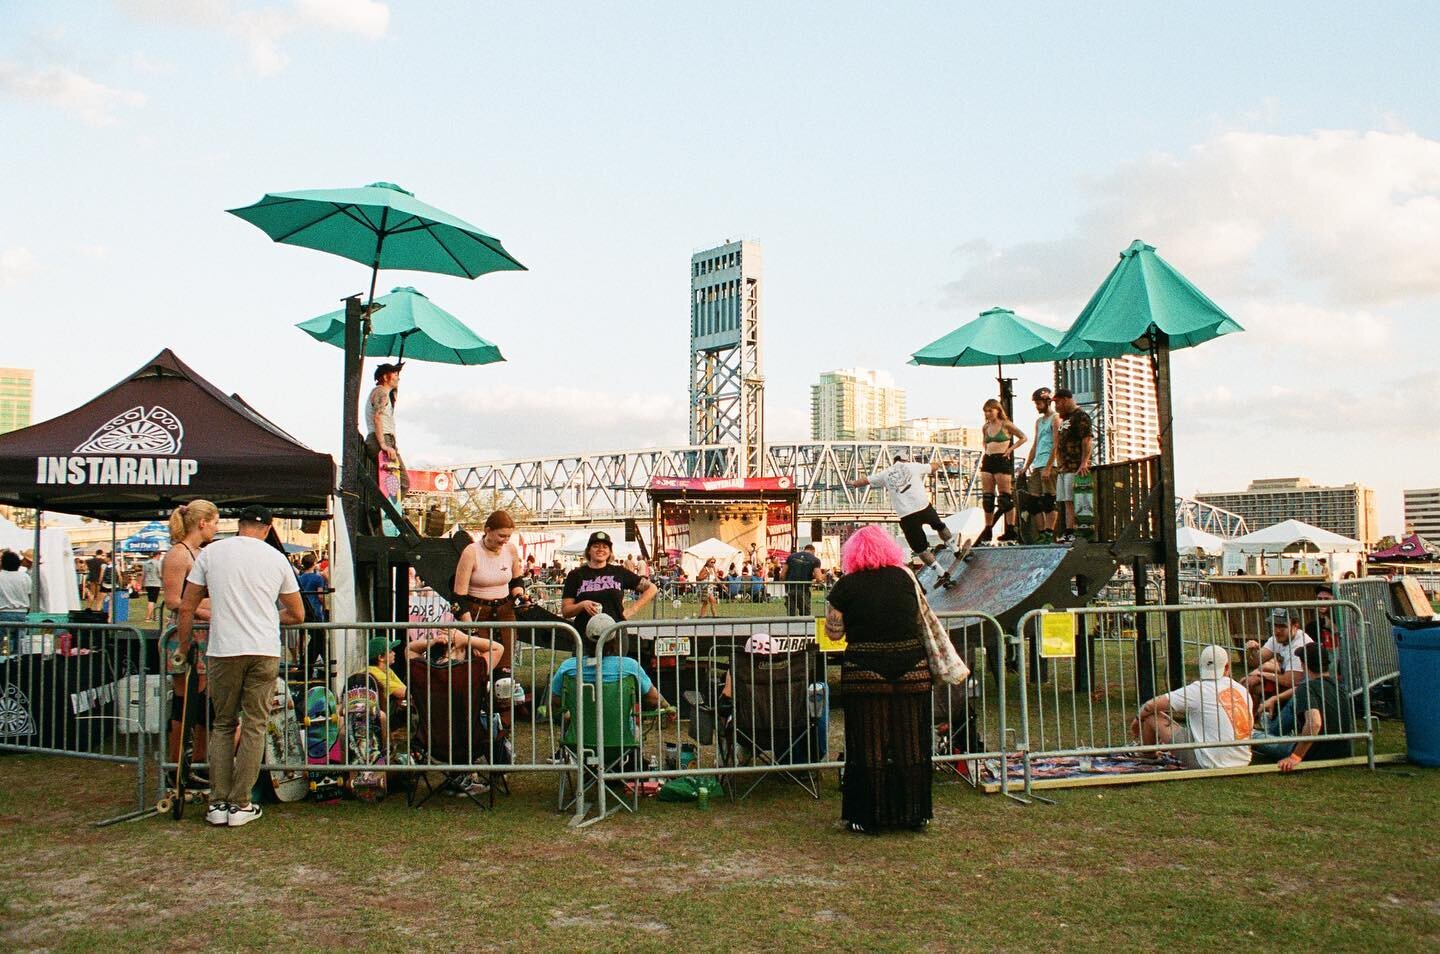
[1040, 612, 1076, 658]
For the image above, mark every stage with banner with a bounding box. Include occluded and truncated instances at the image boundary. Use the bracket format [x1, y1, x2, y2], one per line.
[646, 475, 801, 562]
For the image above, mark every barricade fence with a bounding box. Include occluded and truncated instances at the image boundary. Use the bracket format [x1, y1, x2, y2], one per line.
[1, 594, 1389, 826]
[143, 620, 592, 820]
[1008, 599, 1375, 795]
[525, 579, 833, 622]
[582, 609, 1017, 824]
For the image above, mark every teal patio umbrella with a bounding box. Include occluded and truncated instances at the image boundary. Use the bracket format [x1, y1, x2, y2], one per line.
[297, 286, 505, 366]
[228, 182, 526, 307]
[1055, 239, 1243, 688]
[910, 306, 1063, 417]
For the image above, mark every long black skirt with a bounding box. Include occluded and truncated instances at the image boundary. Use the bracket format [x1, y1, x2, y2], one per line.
[842, 675, 933, 831]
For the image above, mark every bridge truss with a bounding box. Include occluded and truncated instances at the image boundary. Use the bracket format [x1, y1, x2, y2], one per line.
[450, 441, 1247, 538]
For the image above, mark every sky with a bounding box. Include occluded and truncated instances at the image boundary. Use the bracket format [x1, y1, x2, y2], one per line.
[3, 1, 1438, 535]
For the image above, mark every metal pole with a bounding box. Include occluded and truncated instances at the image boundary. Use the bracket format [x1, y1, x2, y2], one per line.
[1153, 334, 1183, 688]
[1132, 555, 1155, 703]
[29, 508, 42, 613]
[340, 294, 364, 543]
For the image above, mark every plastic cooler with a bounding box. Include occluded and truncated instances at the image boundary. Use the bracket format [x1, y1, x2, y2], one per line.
[1393, 617, 1440, 767]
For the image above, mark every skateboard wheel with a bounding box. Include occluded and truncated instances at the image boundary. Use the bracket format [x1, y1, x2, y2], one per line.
[156, 796, 172, 812]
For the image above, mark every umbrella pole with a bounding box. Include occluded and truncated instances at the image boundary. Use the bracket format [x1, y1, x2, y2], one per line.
[1152, 331, 1183, 688]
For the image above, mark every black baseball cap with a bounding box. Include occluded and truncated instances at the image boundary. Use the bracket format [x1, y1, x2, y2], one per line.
[1053, 387, 1074, 399]
[1032, 387, 1052, 400]
[374, 362, 404, 381]
[238, 504, 273, 525]
[586, 530, 614, 551]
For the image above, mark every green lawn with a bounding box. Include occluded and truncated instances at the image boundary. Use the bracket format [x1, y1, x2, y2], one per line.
[1, 748, 1436, 951]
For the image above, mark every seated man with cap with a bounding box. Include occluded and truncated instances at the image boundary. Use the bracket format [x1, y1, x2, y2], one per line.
[1130, 644, 1253, 769]
[1243, 609, 1314, 709]
[549, 615, 671, 712]
[560, 530, 658, 652]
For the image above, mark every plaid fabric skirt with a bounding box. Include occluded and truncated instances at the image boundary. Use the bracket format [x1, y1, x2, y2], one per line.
[841, 661, 932, 831]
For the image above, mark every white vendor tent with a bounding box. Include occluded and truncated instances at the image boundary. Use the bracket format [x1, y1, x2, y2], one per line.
[0, 516, 80, 613]
[557, 527, 643, 560]
[1177, 525, 1227, 556]
[681, 537, 742, 578]
[1222, 519, 1364, 577]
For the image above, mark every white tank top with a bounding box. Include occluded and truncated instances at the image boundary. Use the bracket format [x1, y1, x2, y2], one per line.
[467, 541, 515, 599]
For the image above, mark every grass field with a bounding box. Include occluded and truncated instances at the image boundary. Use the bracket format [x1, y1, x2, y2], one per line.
[2, 748, 1437, 952]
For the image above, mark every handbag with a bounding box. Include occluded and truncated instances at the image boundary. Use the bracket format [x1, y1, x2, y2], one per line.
[910, 571, 971, 686]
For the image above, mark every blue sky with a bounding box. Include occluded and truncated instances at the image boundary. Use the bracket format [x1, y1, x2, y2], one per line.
[3, 2, 1437, 533]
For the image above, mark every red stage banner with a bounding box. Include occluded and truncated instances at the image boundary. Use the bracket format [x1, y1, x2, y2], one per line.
[405, 470, 455, 493]
[648, 475, 794, 492]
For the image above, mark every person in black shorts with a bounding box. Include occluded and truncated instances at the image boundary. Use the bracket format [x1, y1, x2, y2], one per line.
[849, 456, 959, 585]
[978, 399, 1026, 543]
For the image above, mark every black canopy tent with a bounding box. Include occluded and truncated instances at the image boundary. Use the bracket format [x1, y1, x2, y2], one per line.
[0, 349, 334, 519]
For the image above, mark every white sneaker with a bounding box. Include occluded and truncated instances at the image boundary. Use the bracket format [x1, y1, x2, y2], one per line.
[227, 803, 263, 827]
[205, 802, 229, 826]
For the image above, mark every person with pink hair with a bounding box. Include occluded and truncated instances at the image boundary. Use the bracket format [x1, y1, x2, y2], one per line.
[825, 525, 934, 833]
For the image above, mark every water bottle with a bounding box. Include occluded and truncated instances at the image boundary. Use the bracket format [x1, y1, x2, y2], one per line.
[696, 784, 710, 810]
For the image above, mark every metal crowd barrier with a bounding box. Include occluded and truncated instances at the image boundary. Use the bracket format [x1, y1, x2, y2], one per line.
[580, 608, 1018, 825]
[526, 579, 832, 622]
[1009, 599, 1376, 797]
[0, 619, 159, 821]
[135, 619, 590, 824]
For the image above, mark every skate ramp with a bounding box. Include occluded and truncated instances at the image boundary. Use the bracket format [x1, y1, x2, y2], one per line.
[929, 541, 1120, 630]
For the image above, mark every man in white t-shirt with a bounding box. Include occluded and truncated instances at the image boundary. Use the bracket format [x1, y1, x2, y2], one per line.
[1131, 644, 1253, 769]
[176, 504, 303, 828]
[847, 456, 959, 584]
[1243, 608, 1314, 709]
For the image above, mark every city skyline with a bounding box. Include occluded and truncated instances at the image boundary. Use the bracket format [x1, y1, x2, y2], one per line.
[3, 4, 1436, 535]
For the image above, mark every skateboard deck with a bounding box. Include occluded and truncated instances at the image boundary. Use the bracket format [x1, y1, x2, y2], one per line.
[343, 686, 387, 803]
[265, 677, 309, 802]
[158, 646, 203, 818]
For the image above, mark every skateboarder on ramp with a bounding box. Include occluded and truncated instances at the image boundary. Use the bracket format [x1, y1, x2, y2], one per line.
[849, 456, 962, 587]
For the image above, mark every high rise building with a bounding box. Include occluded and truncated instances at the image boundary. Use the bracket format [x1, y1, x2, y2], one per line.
[0, 368, 34, 435]
[869, 417, 983, 450]
[810, 368, 906, 441]
[1053, 355, 1159, 464]
[690, 240, 764, 475]
[1404, 487, 1440, 541]
[1197, 477, 1377, 545]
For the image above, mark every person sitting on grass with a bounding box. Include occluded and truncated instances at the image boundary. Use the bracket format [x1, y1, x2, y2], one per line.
[1243, 609, 1313, 711]
[1251, 644, 1355, 768]
[1130, 644, 1253, 769]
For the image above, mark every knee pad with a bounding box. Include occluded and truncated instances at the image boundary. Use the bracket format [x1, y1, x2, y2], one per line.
[982, 493, 997, 515]
[998, 493, 1014, 514]
[1041, 494, 1057, 514]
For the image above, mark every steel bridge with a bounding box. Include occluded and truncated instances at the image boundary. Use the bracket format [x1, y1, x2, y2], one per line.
[450, 442, 1247, 537]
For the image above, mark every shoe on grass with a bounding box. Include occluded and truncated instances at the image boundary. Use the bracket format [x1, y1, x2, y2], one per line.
[227, 803, 263, 827]
[205, 802, 229, 826]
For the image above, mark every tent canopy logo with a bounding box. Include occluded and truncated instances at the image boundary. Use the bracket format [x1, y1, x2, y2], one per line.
[36, 405, 198, 486]
[74, 406, 184, 455]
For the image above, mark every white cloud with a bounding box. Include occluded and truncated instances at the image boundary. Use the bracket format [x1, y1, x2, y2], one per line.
[946, 128, 1440, 313]
[0, 62, 145, 125]
[0, 247, 38, 286]
[117, 0, 390, 76]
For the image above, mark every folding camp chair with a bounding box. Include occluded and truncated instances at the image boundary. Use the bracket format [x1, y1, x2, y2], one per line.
[406, 656, 508, 810]
[718, 646, 828, 800]
[555, 671, 642, 817]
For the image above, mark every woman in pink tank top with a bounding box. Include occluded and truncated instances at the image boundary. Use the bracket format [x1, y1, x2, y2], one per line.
[452, 510, 525, 672]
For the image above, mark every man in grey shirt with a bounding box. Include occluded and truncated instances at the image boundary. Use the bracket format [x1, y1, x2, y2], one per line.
[365, 362, 407, 501]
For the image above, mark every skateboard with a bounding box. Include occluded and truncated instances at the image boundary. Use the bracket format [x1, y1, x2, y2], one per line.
[342, 685, 388, 803]
[916, 542, 973, 593]
[156, 644, 205, 819]
[303, 685, 346, 800]
[263, 676, 309, 803]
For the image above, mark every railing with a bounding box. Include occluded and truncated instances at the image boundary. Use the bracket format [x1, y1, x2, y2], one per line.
[1091, 455, 1160, 543]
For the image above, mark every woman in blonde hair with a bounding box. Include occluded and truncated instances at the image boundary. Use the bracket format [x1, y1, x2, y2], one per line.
[161, 499, 220, 783]
[452, 510, 526, 674]
[978, 398, 1026, 544]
